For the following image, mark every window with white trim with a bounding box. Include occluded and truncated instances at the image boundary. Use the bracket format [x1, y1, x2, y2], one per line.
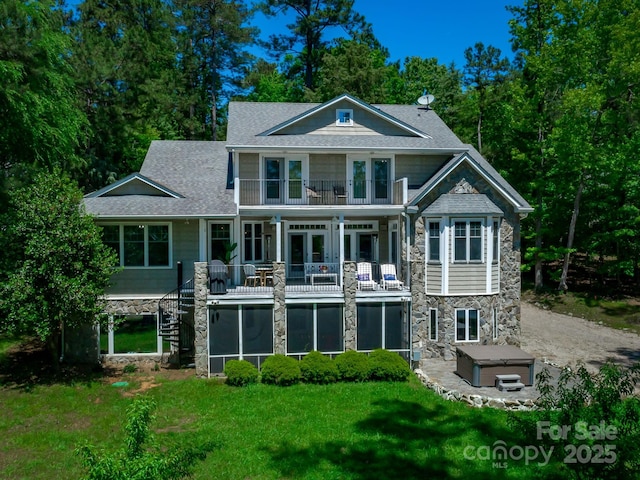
[243, 222, 263, 262]
[102, 224, 171, 267]
[492, 220, 500, 264]
[453, 220, 483, 263]
[100, 314, 166, 355]
[428, 221, 441, 262]
[455, 309, 479, 342]
[429, 308, 438, 341]
[492, 308, 499, 340]
[336, 109, 353, 126]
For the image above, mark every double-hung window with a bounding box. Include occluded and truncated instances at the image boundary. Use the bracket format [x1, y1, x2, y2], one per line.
[102, 224, 171, 267]
[453, 220, 483, 263]
[455, 309, 479, 342]
[428, 221, 441, 262]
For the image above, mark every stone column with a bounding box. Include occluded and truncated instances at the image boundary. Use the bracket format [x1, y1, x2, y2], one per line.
[343, 261, 357, 351]
[272, 262, 286, 354]
[193, 262, 208, 378]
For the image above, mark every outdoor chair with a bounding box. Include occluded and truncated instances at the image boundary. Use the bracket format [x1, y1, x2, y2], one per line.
[243, 264, 260, 287]
[380, 263, 404, 290]
[356, 262, 378, 290]
[333, 185, 347, 204]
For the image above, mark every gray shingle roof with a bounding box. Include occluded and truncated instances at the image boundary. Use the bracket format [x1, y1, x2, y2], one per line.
[422, 194, 504, 215]
[227, 99, 465, 150]
[84, 141, 235, 218]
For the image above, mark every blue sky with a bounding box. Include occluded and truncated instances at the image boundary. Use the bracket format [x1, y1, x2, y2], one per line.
[254, 0, 522, 69]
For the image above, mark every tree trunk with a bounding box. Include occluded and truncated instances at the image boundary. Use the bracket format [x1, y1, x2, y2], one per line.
[534, 123, 545, 291]
[47, 329, 61, 374]
[477, 112, 483, 153]
[558, 173, 585, 291]
[211, 90, 217, 140]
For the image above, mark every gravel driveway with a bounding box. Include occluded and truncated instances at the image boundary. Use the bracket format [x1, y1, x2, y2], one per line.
[520, 302, 640, 373]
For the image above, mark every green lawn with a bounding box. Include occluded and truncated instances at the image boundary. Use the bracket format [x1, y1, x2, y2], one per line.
[0, 361, 567, 480]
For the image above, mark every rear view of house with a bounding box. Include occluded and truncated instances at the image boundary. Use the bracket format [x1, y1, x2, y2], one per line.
[83, 93, 532, 376]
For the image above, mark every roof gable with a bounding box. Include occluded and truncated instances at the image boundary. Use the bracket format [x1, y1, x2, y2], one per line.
[259, 93, 430, 139]
[409, 148, 533, 214]
[84, 173, 183, 199]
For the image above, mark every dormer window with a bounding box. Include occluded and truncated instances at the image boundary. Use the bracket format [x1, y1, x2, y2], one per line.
[336, 109, 353, 126]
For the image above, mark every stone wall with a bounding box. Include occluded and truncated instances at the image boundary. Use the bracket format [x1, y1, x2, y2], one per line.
[104, 298, 159, 315]
[343, 261, 357, 351]
[273, 262, 286, 354]
[193, 262, 208, 378]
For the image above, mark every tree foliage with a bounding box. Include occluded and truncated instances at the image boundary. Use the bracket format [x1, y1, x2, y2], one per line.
[0, 0, 86, 192]
[511, 363, 640, 479]
[258, 0, 372, 90]
[0, 171, 117, 369]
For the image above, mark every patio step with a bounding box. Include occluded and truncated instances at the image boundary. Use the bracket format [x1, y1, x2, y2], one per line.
[495, 374, 524, 391]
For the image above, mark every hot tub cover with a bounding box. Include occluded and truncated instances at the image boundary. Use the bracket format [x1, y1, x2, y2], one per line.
[456, 345, 535, 366]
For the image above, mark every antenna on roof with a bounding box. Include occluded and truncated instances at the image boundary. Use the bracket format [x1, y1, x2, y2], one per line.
[417, 90, 435, 109]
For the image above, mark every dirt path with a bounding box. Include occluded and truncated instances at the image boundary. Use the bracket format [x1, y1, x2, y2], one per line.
[520, 302, 640, 372]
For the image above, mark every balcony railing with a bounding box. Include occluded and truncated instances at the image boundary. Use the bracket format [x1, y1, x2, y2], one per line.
[238, 179, 406, 206]
[209, 262, 410, 296]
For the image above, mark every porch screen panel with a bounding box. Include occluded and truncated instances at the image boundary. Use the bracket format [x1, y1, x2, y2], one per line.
[384, 303, 407, 350]
[242, 306, 273, 354]
[287, 305, 313, 353]
[316, 304, 343, 352]
[357, 303, 382, 351]
[209, 306, 239, 355]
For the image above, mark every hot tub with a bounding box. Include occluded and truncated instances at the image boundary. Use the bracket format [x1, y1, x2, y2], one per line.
[456, 345, 535, 387]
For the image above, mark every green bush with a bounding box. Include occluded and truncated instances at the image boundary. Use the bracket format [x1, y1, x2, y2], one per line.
[335, 350, 370, 382]
[260, 354, 301, 386]
[224, 359, 259, 386]
[300, 350, 339, 384]
[367, 349, 411, 382]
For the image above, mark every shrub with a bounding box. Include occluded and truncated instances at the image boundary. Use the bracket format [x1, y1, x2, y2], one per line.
[123, 363, 137, 374]
[511, 362, 640, 480]
[76, 396, 213, 480]
[367, 349, 411, 382]
[260, 354, 301, 386]
[224, 359, 259, 387]
[300, 351, 339, 384]
[335, 350, 370, 382]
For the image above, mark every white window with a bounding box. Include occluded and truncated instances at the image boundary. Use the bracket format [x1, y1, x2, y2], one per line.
[492, 220, 500, 264]
[243, 222, 263, 262]
[100, 314, 164, 355]
[453, 220, 483, 263]
[428, 221, 441, 263]
[336, 108, 353, 126]
[102, 223, 171, 268]
[429, 308, 438, 341]
[492, 308, 499, 340]
[455, 309, 479, 342]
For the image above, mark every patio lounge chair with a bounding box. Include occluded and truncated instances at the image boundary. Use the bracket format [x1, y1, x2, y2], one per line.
[356, 262, 378, 290]
[243, 264, 260, 287]
[380, 263, 404, 290]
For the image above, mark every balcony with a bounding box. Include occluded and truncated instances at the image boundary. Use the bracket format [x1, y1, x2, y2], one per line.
[207, 262, 411, 297]
[238, 179, 407, 206]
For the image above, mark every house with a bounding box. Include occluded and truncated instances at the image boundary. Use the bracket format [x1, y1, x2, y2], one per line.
[83, 93, 533, 377]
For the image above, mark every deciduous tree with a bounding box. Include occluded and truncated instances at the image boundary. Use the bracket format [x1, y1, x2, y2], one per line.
[0, 171, 117, 371]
